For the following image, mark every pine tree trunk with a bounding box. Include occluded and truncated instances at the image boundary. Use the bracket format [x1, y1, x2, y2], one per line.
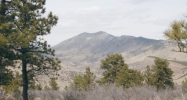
[22, 55, 28, 100]
[0, 57, 2, 86]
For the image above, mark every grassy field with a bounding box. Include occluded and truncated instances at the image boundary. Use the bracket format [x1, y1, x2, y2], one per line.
[1, 85, 187, 100]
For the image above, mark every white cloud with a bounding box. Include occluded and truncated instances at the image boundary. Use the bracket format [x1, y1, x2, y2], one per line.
[76, 6, 101, 14]
[44, 0, 187, 46]
[119, 0, 161, 4]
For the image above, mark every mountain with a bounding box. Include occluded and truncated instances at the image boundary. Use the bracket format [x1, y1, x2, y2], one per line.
[53, 31, 186, 67]
[52, 31, 187, 88]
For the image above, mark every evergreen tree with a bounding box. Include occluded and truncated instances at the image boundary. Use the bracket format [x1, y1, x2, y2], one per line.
[72, 74, 84, 91]
[2, 78, 20, 94]
[116, 65, 144, 88]
[49, 78, 59, 90]
[164, 13, 187, 80]
[83, 67, 96, 87]
[144, 65, 155, 86]
[0, 0, 16, 47]
[164, 21, 187, 52]
[29, 81, 37, 90]
[35, 84, 42, 90]
[29, 82, 43, 91]
[0, 0, 16, 87]
[1, 71, 14, 86]
[153, 58, 174, 90]
[0, 0, 61, 99]
[100, 54, 127, 84]
[2, 72, 21, 94]
[144, 58, 174, 90]
[99, 54, 144, 88]
[71, 67, 95, 91]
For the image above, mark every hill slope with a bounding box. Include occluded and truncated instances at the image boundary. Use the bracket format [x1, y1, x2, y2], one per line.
[53, 31, 186, 67]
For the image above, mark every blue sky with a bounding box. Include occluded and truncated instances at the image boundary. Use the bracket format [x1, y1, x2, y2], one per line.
[44, 0, 187, 46]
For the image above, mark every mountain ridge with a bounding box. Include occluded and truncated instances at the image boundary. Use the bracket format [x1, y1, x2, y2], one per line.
[53, 31, 163, 49]
[53, 31, 185, 68]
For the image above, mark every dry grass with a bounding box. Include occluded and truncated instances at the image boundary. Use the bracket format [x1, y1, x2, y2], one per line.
[63, 85, 187, 100]
[2, 85, 187, 100]
[0, 89, 6, 100]
[29, 91, 63, 100]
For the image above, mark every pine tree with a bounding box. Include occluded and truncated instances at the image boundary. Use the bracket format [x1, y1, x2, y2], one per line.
[35, 84, 42, 90]
[153, 58, 174, 90]
[144, 65, 155, 86]
[0, 0, 61, 100]
[72, 74, 84, 91]
[0, 0, 16, 87]
[100, 54, 127, 84]
[164, 21, 187, 52]
[116, 65, 144, 88]
[2, 72, 21, 94]
[49, 78, 59, 90]
[164, 13, 187, 80]
[2, 78, 20, 94]
[144, 58, 174, 90]
[71, 67, 95, 91]
[1, 70, 14, 86]
[83, 67, 96, 88]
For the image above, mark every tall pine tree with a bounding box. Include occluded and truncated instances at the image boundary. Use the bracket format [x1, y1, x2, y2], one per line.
[0, 0, 61, 100]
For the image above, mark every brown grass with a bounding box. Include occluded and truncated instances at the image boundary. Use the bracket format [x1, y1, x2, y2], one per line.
[63, 85, 187, 100]
[1, 85, 187, 100]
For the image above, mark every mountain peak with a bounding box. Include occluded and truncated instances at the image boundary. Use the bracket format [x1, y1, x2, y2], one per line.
[83, 31, 107, 34]
[78, 31, 111, 37]
[95, 31, 107, 34]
